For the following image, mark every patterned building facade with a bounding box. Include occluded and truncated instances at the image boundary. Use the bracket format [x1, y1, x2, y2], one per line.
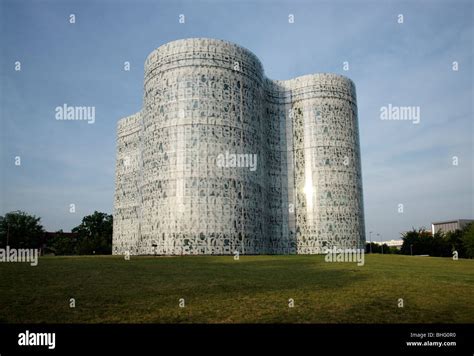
[113, 38, 365, 255]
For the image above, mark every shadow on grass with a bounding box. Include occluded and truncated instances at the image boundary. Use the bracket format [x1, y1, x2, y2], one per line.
[0, 256, 368, 323]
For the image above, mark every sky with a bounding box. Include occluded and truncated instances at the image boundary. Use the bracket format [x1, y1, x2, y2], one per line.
[0, 0, 473, 241]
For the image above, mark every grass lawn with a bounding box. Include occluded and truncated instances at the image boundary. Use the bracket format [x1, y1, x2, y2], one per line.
[0, 254, 472, 323]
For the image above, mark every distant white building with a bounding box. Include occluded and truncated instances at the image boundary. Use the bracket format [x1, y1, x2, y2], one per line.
[372, 240, 403, 249]
[431, 219, 473, 235]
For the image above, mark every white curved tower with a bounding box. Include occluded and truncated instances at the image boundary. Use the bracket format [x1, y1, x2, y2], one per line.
[113, 38, 365, 255]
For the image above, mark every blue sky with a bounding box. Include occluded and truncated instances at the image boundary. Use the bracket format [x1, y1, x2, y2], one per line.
[1, 0, 472, 241]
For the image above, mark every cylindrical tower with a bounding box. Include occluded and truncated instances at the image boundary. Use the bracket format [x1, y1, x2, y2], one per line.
[282, 74, 365, 253]
[113, 112, 142, 255]
[139, 38, 268, 255]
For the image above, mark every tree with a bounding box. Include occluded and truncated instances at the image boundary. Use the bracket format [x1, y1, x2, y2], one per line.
[401, 228, 420, 255]
[462, 223, 474, 258]
[431, 231, 451, 257]
[444, 229, 465, 258]
[49, 230, 79, 255]
[401, 228, 433, 255]
[72, 211, 113, 255]
[0, 211, 45, 249]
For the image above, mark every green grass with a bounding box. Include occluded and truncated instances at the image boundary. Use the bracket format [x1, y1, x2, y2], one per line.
[0, 254, 473, 323]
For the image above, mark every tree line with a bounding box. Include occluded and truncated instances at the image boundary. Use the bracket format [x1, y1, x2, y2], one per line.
[0, 210, 112, 255]
[366, 223, 474, 258]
